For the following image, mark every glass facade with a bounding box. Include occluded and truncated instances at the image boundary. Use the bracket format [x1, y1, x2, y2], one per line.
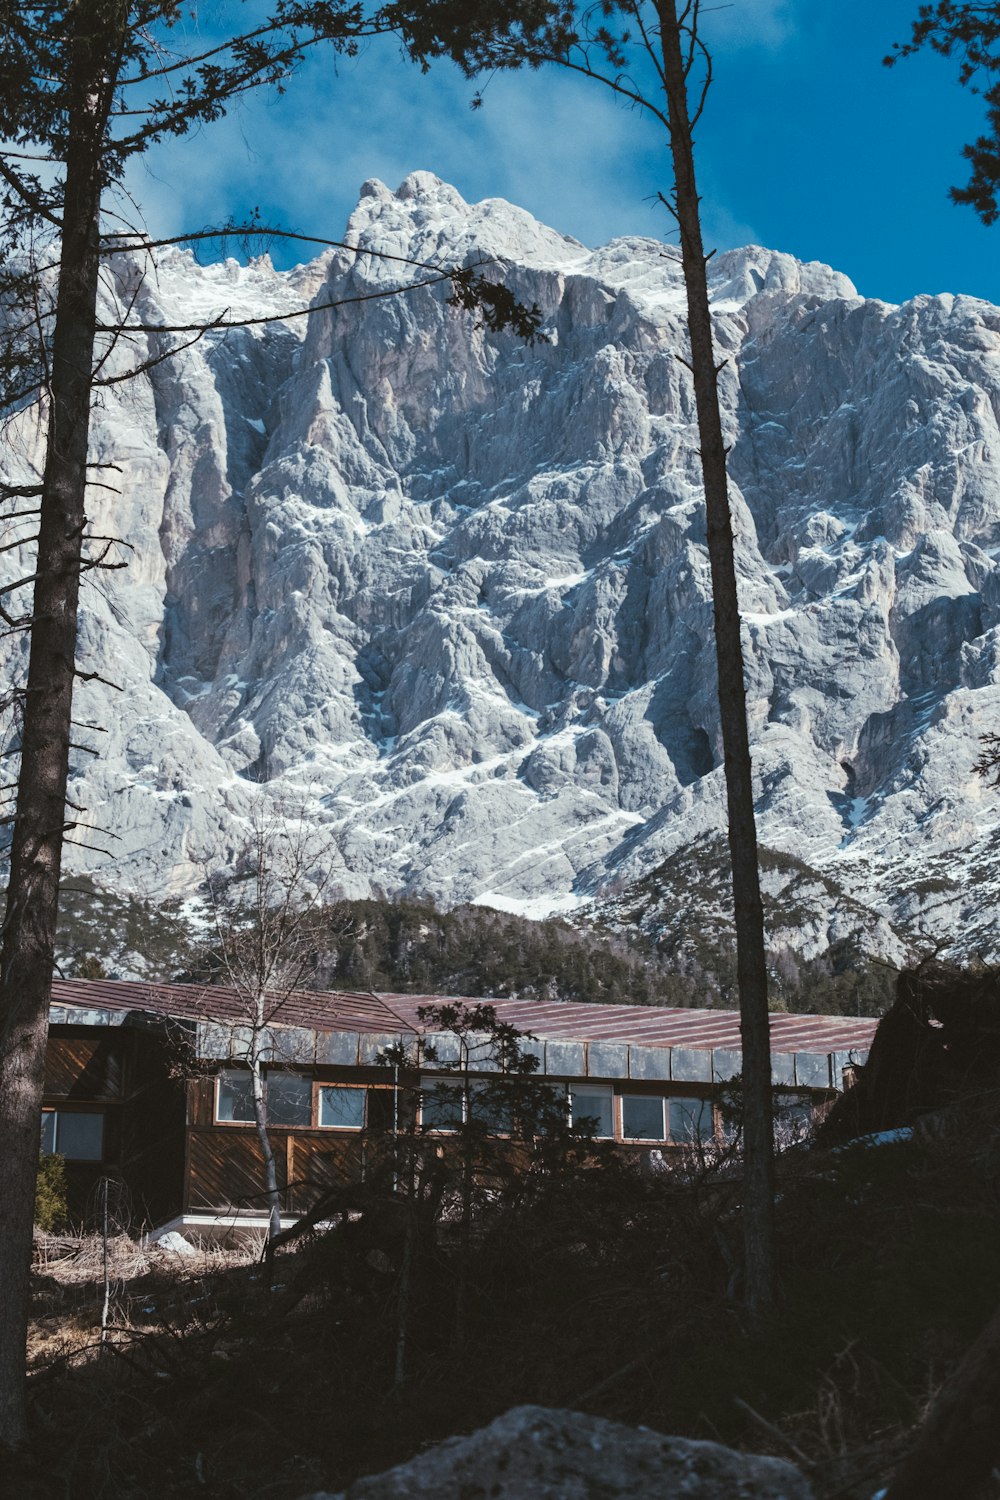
[207, 1065, 750, 1153]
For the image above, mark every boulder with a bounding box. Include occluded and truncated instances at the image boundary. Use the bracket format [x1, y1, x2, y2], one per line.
[307, 1404, 814, 1499]
[151, 1229, 196, 1257]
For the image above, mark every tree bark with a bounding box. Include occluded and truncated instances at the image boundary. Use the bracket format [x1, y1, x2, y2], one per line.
[0, 5, 117, 1448]
[885, 1301, 1000, 1500]
[656, 0, 777, 1316]
[249, 1050, 285, 1243]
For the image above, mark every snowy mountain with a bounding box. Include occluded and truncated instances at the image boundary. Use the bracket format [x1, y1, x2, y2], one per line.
[4, 170, 1000, 964]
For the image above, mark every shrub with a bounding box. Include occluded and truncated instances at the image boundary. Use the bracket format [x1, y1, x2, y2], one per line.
[35, 1153, 69, 1233]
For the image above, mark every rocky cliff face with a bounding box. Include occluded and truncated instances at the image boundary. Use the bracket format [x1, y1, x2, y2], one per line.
[3, 171, 1000, 962]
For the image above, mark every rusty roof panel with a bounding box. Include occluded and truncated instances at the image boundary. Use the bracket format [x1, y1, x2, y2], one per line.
[268, 1027, 316, 1065]
[421, 1032, 461, 1065]
[49, 978, 411, 1037]
[712, 1048, 742, 1082]
[545, 1040, 587, 1076]
[359, 1033, 405, 1065]
[587, 1041, 629, 1078]
[315, 1031, 361, 1067]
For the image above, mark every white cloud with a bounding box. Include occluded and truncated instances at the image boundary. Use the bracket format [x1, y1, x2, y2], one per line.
[119, 28, 766, 265]
[699, 0, 796, 51]
[701, 199, 763, 255]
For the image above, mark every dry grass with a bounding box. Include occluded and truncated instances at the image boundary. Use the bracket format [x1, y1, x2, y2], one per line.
[33, 1228, 262, 1285]
[27, 1231, 264, 1381]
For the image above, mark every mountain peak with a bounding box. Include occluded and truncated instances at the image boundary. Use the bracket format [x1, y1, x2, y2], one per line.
[3, 175, 998, 967]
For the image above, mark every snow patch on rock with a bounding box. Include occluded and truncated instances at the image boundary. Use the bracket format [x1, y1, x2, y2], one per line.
[3, 173, 1000, 959]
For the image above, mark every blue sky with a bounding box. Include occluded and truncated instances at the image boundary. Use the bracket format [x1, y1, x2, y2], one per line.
[126, 0, 1000, 305]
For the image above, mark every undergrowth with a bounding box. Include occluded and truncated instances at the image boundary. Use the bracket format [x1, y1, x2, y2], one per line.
[11, 1128, 1000, 1500]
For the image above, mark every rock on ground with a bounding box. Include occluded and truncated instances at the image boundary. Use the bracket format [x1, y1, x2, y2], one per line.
[306, 1403, 814, 1499]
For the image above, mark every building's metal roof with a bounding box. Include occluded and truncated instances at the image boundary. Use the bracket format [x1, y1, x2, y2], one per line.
[48, 978, 878, 1056]
[381, 994, 877, 1055]
[49, 977, 408, 1036]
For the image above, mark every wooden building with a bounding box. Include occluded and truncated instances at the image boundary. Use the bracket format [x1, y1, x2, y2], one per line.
[44, 994, 186, 1225]
[43, 978, 878, 1237]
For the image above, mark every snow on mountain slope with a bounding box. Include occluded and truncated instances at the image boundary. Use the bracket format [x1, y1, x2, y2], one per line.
[3, 170, 1000, 961]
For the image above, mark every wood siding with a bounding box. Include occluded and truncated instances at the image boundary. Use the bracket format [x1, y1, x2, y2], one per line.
[184, 1072, 390, 1215]
[44, 1026, 185, 1226]
[45, 1034, 122, 1099]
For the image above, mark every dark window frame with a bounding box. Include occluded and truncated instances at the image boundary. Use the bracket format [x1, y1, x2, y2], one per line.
[40, 1107, 105, 1162]
[668, 1095, 715, 1146]
[419, 1076, 466, 1133]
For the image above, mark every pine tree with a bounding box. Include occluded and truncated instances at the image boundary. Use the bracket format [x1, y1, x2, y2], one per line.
[0, 0, 544, 1447]
[398, 0, 778, 1314]
[888, 3, 1000, 224]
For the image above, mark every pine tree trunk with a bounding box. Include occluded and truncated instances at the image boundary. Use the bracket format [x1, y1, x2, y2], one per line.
[0, 3, 121, 1446]
[657, 0, 777, 1316]
[393, 1203, 415, 1391]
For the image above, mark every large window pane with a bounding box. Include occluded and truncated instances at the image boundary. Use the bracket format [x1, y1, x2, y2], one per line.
[267, 1071, 312, 1126]
[318, 1085, 366, 1130]
[669, 1097, 713, 1145]
[622, 1094, 665, 1141]
[470, 1082, 517, 1134]
[570, 1087, 614, 1139]
[40, 1112, 56, 1155]
[55, 1112, 104, 1161]
[217, 1069, 255, 1123]
[421, 1081, 464, 1130]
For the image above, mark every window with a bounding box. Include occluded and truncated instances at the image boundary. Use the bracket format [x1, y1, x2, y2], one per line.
[774, 1094, 813, 1145]
[216, 1069, 311, 1126]
[569, 1085, 614, 1138]
[468, 1081, 516, 1134]
[368, 1087, 405, 1133]
[669, 1097, 714, 1145]
[420, 1079, 465, 1130]
[318, 1085, 366, 1130]
[621, 1094, 666, 1141]
[267, 1072, 312, 1127]
[41, 1110, 104, 1161]
[217, 1069, 255, 1123]
[317, 1086, 409, 1132]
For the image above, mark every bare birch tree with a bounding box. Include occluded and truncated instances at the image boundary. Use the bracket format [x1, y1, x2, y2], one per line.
[199, 802, 349, 1243]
